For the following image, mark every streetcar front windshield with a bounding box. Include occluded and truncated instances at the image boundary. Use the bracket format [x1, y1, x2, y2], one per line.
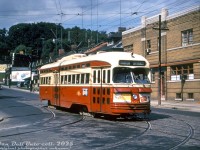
[113, 67, 150, 84]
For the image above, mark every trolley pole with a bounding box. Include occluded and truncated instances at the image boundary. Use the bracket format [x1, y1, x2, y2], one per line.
[153, 15, 169, 105]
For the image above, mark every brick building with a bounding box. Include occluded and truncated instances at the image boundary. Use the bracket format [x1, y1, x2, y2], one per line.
[122, 6, 200, 101]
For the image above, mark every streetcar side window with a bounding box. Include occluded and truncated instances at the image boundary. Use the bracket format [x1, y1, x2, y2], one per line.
[76, 74, 80, 84]
[61, 75, 67, 84]
[92, 69, 110, 84]
[86, 73, 90, 84]
[107, 70, 110, 83]
[40, 76, 51, 85]
[64, 75, 67, 84]
[43, 77, 46, 84]
[45, 77, 47, 84]
[97, 70, 100, 83]
[81, 74, 85, 84]
[72, 75, 75, 84]
[61, 75, 64, 84]
[103, 70, 106, 83]
[68, 75, 71, 84]
[56, 73, 90, 84]
[93, 71, 96, 83]
[48, 77, 51, 84]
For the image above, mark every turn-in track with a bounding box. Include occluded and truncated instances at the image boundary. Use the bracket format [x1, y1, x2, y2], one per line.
[95, 119, 152, 150]
[0, 106, 85, 138]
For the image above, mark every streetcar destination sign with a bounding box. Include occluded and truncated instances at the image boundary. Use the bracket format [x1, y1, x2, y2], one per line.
[119, 60, 146, 66]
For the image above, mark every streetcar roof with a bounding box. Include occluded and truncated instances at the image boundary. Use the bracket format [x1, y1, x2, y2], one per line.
[40, 52, 149, 70]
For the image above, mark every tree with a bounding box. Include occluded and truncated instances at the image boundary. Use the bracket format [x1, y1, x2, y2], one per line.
[0, 28, 9, 55]
[14, 44, 27, 54]
[41, 39, 54, 59]
[2, 22, 109, 63]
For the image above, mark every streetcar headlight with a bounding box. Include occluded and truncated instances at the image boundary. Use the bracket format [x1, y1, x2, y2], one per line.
[139, 93, 151, 103]
[132, 94, 138, 100]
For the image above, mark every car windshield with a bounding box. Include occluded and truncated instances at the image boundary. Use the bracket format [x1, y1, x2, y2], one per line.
[113, 67, 150, 84]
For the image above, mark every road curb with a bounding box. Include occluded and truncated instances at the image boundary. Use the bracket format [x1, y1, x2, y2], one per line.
[151, 101, 200, 113]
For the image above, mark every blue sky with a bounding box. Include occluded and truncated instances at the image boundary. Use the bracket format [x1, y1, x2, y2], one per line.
[0, 0, 199, 33]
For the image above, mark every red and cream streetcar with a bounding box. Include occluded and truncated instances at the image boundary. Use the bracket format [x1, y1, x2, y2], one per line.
[39, 52, 152, 117]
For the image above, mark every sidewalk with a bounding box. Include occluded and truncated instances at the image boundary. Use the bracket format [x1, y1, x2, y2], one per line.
[1, 85, 39, 94]
[151, 100, 200, 113]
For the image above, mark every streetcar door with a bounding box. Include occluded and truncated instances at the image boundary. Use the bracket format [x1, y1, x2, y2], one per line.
[53, 71, 59, 106]
[91, 68, 110, 113]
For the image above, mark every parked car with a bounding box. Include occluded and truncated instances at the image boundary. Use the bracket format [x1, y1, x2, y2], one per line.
[17, 82, 24, 87]
[24, 80, 30, 89]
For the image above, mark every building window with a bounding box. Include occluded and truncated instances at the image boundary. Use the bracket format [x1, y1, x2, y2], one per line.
[176, 93, 181, 99]
[188, 93, 194, 99]
[147, 40, 151, 49]
[182, 29, 193, 46]
[124, 44, 133, 52]
[170, 64, 193, 80]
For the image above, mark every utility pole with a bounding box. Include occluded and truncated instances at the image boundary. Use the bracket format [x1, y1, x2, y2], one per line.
[153, 15, 169, 105]
[30, 55, 32, 92]
[51, 28, 58, 56]
[60, 23, 63, 50]
[158, 15, 162, 106]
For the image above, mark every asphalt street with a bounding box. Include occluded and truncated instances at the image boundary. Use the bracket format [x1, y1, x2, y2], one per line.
[0, 86, 200, 150]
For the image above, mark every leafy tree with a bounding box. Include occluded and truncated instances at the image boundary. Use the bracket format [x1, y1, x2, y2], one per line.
[0, 28, 9, 55]
[14, 44, 26, 54]
[2, 22, 109, 63]
[41, 39, 54, 59]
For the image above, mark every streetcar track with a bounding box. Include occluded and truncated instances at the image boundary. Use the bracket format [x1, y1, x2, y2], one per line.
[148, 112, 196, 149]
[0, 103, 51, 121]
[0, 107, 85, 138]
[0, 104, 53, 120]
[94, 119, 151, 150]
[2, 112, 50, 119]
[169, 118, 194, 150]
[0, 106, 55, 131]
[0, 104, 37, 110]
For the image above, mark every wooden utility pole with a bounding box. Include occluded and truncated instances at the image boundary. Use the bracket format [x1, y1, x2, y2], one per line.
[158, 15, 162, 105]
[153, 15, 169, 105]
[30, 55, 32, 92]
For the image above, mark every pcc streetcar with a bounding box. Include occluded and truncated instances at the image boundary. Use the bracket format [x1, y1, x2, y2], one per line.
[39, 52, 152, 117]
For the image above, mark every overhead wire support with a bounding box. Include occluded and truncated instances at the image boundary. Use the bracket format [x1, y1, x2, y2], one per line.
[56, 0, 65, 51]
[120, 0, 121, 27]
[97, 0, 99, 44]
